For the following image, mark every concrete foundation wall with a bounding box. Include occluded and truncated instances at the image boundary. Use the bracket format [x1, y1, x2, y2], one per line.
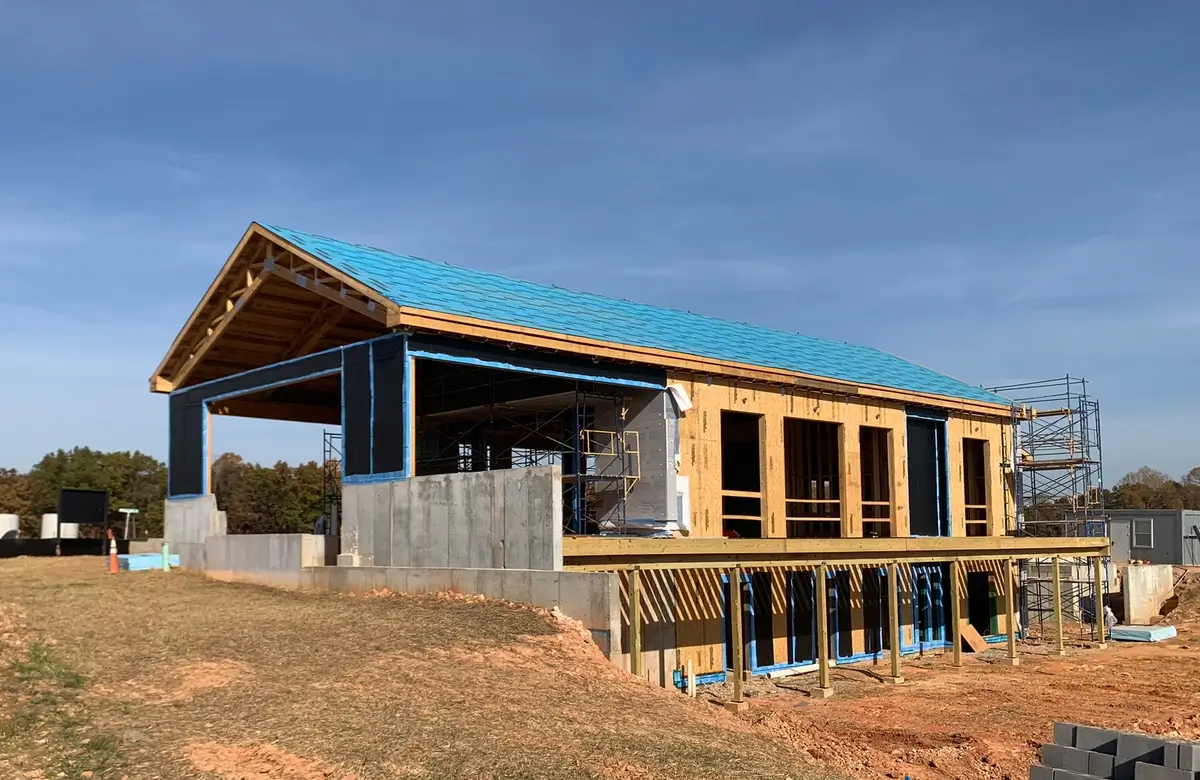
[304, 565, 620, 651]
[1123, 564, 1174, 626]
[203, 534, 326, 589]
[340, 466, 563, 571]
[164, 495, 227, 546]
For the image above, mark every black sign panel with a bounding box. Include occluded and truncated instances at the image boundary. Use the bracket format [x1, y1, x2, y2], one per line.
[58, 488, 109, 526]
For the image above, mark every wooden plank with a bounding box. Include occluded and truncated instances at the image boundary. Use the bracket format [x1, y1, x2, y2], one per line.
[950, 559, 963, 666]
[815, 563, 831, 691]
[840, 420, 862, 538]
[947, 417, 967, 538]
[888, 562, 901, 679]
[630, 567, 643, 679]
[171, 270, 271, 388]
[266, 264, 389, 324]
[151, 227, 262, 390]
[763, 406, 786, 538]
[729, 566, 744, 702]
[563, 534, 1108, 560]
[960, 623, 989, 653]
[281, 304, 346, 360]
[1005, 557, 1018, 662]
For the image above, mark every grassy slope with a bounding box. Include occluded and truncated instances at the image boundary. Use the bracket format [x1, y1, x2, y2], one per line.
[0, 558, 837, 780]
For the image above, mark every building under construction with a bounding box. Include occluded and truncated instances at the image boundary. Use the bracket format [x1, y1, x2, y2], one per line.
[153, 223, 1109, 694]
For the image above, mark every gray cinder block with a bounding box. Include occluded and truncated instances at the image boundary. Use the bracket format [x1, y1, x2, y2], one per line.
[1077, 726, 1119, 755]
[1175, 742, 1200, 771]
[1053, 770, 1095, 780]
[1119, 733, 1176, 768]
[1043, 744, 1090, 774]
[1055, 723, 1080, 747]
[1030, 765, 1054, 780]
[1133, 761, 1194, 780]
[1089, 750, 1116, 779]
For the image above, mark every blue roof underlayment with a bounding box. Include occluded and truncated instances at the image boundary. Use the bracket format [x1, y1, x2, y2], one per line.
[262, 224, 1010, 406]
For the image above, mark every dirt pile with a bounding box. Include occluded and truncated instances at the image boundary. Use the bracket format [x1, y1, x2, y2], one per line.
[750, 709, 1007, 780]
[1163, 567, 1200, 623]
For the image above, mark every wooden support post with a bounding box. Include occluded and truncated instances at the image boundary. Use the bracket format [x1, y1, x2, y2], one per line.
[950, 559, 963, 668]
[205, 405, 213, 494]
[726, 565, 747, 711]
[1051, 555, 1066, 656]
[1001, 557, 1019, 666]
[815, 563, 833, 697]
[887, 562, 902, 682]
[629, 567, 643, 679]
[1094, 554, 1108, 649]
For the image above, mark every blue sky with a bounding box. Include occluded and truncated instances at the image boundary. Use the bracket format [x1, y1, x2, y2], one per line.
[1, 1, 1198, 481]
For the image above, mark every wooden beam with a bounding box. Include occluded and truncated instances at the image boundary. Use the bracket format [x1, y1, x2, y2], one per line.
[729, 565, 745, 704]
[206, 406, 213, 494]
[172, 270, 271, 389]
[280, 303, 346, 361]
[562, 535, 1110, 570]
[887, 562, 901, 681]
[1051, 556, 1066, 656]
[1003, 557, 1019, 666]
[265, 264, 390, 324]
[815, 563, 832, 696]
[150, 227, 262, 391]
[950, 559, 963, 667]
[209, 398, 341, 426]
[629, 567, 642, 679]
[1094, 555, 1107, 648]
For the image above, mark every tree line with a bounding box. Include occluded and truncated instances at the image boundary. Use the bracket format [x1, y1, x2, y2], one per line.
[0, 448, 327, 538]
[1, 447, 1198, 538]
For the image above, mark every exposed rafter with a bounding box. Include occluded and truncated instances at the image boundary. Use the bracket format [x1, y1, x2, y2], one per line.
[171, 268, 270, 389]
[280, 302, 346, 362]
[264, 253, 387, 325]
[151, 223, 398, 393]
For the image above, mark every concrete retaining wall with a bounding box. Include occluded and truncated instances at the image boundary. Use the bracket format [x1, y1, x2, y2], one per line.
[204, 534, 326, 590]
[164, 495, 227, 546]
[305, 565, 620, 653]
[340, 466, 563, 571]
[1123, 564, 1174, 625]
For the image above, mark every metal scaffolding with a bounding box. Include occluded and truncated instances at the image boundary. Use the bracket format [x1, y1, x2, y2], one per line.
[412, 379, 642, 536]
[988, 376, 1107, 642]
[322, 430, 342, 537]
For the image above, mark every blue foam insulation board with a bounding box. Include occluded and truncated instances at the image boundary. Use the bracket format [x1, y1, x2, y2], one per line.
[1109, 624, 1177, 642]
[117, 553, 180, 572]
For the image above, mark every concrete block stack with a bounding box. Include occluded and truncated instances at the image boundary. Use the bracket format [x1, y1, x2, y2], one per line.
[1030, 723, 1200, 779]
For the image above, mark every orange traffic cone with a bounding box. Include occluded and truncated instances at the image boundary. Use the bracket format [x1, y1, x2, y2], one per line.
[107, 529, 118, 574]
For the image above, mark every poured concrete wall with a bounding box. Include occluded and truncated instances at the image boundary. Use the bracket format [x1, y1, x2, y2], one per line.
[164, 495, 227, 546]
[203, 534, 326, 589]
[1123, 564, 1174, 626]
[304, 565, 620, 653]
[340, 466, 563, 570]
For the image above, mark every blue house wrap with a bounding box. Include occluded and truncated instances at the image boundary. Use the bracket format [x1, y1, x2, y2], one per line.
[263, 224, 1010, 407]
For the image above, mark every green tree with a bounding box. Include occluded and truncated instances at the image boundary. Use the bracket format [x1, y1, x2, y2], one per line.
[21, 448, 167, 537]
